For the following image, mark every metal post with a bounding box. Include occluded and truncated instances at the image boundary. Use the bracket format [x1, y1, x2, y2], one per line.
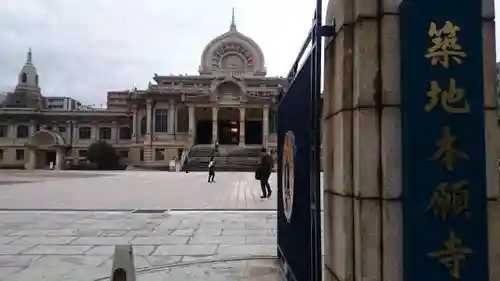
[309, 3, 323, 281]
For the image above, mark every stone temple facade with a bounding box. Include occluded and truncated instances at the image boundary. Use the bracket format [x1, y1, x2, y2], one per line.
[0, 19, 287, 170]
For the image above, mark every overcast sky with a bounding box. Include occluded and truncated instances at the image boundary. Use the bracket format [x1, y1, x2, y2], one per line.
[0, 0, 498, 106]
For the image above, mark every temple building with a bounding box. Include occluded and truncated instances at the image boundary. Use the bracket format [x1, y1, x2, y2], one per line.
[0, 17, 286, 170]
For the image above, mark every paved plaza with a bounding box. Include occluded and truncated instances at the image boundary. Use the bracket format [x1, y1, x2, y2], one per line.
[0, 171, 286, 280]
[0, 171, 277, 210]
[0, 210, 278, 280]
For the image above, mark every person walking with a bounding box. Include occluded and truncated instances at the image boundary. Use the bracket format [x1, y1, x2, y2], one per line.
[208, 156, 215, 183]
[258, 148, 273, 198]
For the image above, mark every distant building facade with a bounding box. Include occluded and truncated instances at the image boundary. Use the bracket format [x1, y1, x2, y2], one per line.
[45, 96, 90, 111]
[0, 20, 285, 170]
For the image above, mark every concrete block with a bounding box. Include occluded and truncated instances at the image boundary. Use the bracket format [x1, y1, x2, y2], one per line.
[381, 14, 401, 105]
[354, 199, 381, 281]
[484, 109, 500, 199]
[482, 20, 497, 108]
[382, 201, 403, 281]
[325, 194, 355, 281]
[482, 0, 495, 18]
[331, 27, 355, 113]
[354, 0, 378, 18]
[332, 110, 353, 195]
[381, 107, 402, 199]
[353, 19, 379, 108]
[489, 200, 500, 281]
[353, 108, 380, 198]
[111, 245, 136, 281]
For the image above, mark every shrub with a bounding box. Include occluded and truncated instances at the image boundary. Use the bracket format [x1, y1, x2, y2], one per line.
[86, 141, 121, 170]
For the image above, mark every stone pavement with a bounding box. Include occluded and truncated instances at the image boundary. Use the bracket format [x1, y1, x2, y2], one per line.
[0, 171, 278, 210]
[0, 210, 279, 280]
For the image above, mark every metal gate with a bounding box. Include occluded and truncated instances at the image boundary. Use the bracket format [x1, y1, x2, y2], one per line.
[276, 2, 333, 281]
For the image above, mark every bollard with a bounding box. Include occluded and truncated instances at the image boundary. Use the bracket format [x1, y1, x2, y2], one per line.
[110, 245, 136, 281]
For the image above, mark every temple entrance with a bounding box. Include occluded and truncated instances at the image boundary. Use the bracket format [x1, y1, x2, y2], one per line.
[218, 120, 239, 145]
[245, 121, 263, 145]
[217, 107, 240, 145]
[44, 150, 57, 167]
[196, 120, 212, 144]
[244, 108, 263, 145]
[25, 129, 68, 170]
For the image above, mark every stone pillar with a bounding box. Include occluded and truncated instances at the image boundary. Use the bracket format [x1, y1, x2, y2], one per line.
[239, 107, 245, 146]
[55, 148, 64, 170]
[482, 0, 500, 279]
[212, 107, 218, 144]
[262, 106, 269, 148]
[112, 121, 118, 143]
[25, 149, 36, 170]
[29, 120, 36, 136]
[7, 120, 14, 138]
[323, 1, 402, 281]
[323, 1, 498, 281]
[188, 105, 196, 145]
[168, 100, 176, 136]
[93, 122, 99, 142]
[131, 105, 138, 141]
[146, 100, 153, 143]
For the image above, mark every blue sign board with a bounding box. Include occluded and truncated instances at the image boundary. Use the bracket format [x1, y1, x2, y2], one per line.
[400, 1, 489, 280]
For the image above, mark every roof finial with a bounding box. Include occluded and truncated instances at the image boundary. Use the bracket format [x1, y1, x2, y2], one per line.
[27, 48, 32, 64]
[230, 7, 236, 31]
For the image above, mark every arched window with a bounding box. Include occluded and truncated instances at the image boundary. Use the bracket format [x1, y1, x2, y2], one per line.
[140, 116, 147, 135]
[35, 75, 39, 85]
[176, 105, 189, 133]
[21, 72, 27, 83]
[155, 109, 168, 133]
[268, 109, 276, 134]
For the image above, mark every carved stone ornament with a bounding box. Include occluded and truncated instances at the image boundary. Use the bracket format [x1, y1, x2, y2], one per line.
[282, 131, 296, 222]
[211, 43, 254, 70]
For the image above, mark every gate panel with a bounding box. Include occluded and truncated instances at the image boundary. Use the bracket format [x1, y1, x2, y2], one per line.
[277, 55, 312, 281]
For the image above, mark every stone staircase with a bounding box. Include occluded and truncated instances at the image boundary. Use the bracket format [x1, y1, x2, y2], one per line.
[182, 145, 262, 172]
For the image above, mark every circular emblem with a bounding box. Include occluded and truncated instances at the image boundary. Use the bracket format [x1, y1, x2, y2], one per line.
[282, 131, 296, 222]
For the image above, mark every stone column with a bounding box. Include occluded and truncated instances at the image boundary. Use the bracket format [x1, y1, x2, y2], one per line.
[146, 100, 153, 143]
[323, 1, 498, 281]
[7, 120, 14, 139]
[168, 100, 176, 136]
[323, 1, 402, 281]
[29, 120, 36, 136]
[25, 149, 36, 170]
[55, 148, 64, 170]
[262, 106, 269, 148]
[112, 121, 118, 143]
[482, 0, 500, 279]
[188, 105, 196, 145]
[131, 105, 138, 141]
[239, 107, 245, 146]
[212, 107, 218, 144]
[93, 122, 99, 142]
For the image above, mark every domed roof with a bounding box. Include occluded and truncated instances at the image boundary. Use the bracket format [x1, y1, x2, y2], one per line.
[199, 12, 266, 76]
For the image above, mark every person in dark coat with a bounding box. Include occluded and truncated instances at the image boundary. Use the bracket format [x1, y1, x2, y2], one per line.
[258, 147, 273, 198]
[208, 156, 215, 183]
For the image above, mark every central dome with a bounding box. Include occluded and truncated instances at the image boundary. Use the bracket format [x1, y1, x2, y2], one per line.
[199, 17, 266, 77]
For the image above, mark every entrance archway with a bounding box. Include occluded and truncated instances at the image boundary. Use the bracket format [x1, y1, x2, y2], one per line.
[25, 129, 68, 170]
[195, 107, 212, 145]
[245, 108, 263, 145]
[217, 107, 239, 145]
